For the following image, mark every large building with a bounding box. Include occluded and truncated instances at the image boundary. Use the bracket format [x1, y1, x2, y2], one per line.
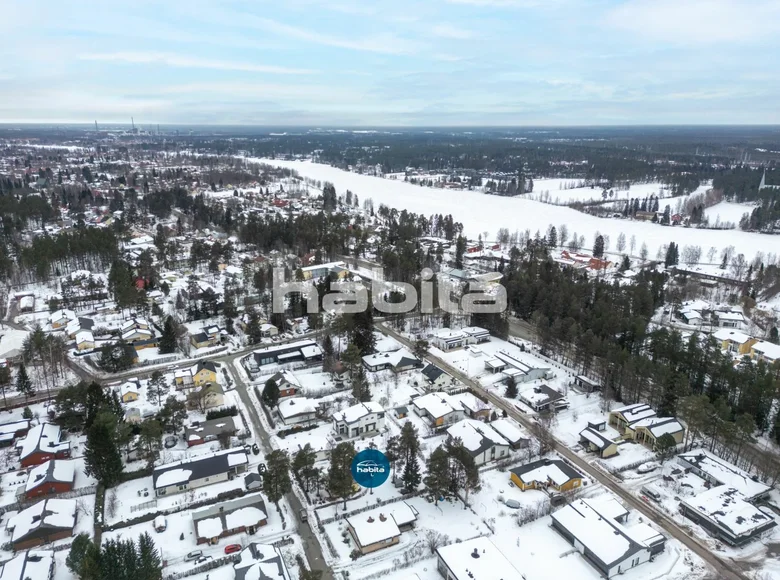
[436, 537, 525, 580]
[17, 424, 71, 468]
[446, 419, 511, 466]
[252, 340, 322, 367]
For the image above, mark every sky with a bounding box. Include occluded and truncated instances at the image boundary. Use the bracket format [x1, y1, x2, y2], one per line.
[1, 0, 779, 126]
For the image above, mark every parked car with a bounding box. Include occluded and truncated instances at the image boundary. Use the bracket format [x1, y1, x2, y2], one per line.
[196, 555, 213, 564]
[185, 550, 203, 562]
[503, 499, 522, 509]
[641, 485, 662, 502]
[252, 444, 260, 456]
[224, 544, 242, 555]
[299, 509, 308, 523]
[636, 461, 660, 474]
[258, 462, 267, 473]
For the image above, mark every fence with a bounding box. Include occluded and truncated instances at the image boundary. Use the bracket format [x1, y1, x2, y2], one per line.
[164, 554, 240, 580]
[131, 498, 159, 513]
[15, 484, 98, 509]
[317, 490, 424, 526]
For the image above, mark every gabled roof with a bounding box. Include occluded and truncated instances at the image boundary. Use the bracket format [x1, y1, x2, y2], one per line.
[234, 544, 290, 580]
[510, 458, 583, 486]
[580, 427, 616, 451]
[421, 363, 445, 383]
[25, 460, 76, 493]
[446, 419, 509, 457]
[8, 498, 76, 544]
[332, 402, 383, 424]
[153, 449, 248, 490]
[18, 423, 70, 461]
[0, 550, 54, 580]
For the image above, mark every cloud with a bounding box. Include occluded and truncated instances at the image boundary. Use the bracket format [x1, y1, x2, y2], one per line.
[605, 0, 780, 45]
[445, 0, 557, 7]
[79, 52, 315, 74]
[431, 24, 473, 39]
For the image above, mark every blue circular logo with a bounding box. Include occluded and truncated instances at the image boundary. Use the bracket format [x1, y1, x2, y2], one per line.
[351, 449, 390, 489]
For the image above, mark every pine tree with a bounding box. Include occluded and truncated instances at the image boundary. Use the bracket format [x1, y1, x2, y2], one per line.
[547, 226, 557, 248]
[84, 411, 124, 487]
[262, 378, 280, 408]
[15, 362, 34, 399]
[402, 456, 421, 492]
[158, 316, 177, 354]
[592, 235, 605, 258]
[292, 444, 317, 491]
[504, 376, 518, 399]
[455, 235, 466, 269]
[350, 367, 371, 402]
[66, 533, 94, 577]
[341, 343, 362, 373]
[424, 446, 450, 505]
[322, 334, 335, 372]
[328, 442, 356, 509]
[263, 450, 292, 510]
[137, 532, 163, 580]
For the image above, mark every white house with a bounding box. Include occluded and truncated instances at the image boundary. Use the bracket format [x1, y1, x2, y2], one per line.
[420, 363, 454, 390]
[715, 310, 745, 329]
[332, 402, 385, 439]
[277, 398, 318, 426]
[461, 326, 490, 344]
[431, 328, 466, 351]
[446, 419, 510, 465]
[412, 392, 464, 428]
[362, 349, 420, 373]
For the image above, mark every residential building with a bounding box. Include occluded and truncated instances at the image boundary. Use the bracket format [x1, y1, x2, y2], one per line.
[713, 329, 757, 356]
[452, 392, 490, 420]
[412, 392, 464, 428]
[0, 420, 30, 448]
[551, 497, 665, 578]
[431, 328, 466, 351]
[119, 380, 140, 403]
[260, 323, 279, 338]
[233, 544, 291, 580]
[518, 384, 568, 412]
[188, 382, 225, 411]
[715, 310, 745, 329]
[347, 504, 418, 555]
[185, 417, 238, 447]
[362, 349, 421, 373]
[420, 363, 453, 390]
[751, 340, 780, 364]
[175, 360, 219, 388]
[192, 494, 267, 544]
[446, 419, 510, 465]
[679, 486, 775, 546]
[17, 423, 71, 468]
[24, 460, 76, 499]
[509, 458, 583, 492]
[75, 330, 94, 351]
[49, 309, 76, 329]
[608, 403, 657, 434]
[436, 537, 525, 580]
[153, 449, 248, 496]
[461, 326, 491, 344]
[300, 261, 346, 280]
[252, 340, 322, 367]
[677, 450, 771, 502]
[489, 418, 530, 449]
[579, 427, 619, 458]
[7, 498, 76, 551]
[332, 402, 385, 439]
[244, 472, 263, 491]
[574, 375, 600, 392]
[493, 351, 551, 383]
[624, 417, 685, 450]
[277, 398, 318, 426]
[0, 550, 54, 580]
[267, 370, 301, 398]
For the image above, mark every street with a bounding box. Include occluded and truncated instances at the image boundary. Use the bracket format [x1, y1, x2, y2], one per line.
[376, 322, 748, 580]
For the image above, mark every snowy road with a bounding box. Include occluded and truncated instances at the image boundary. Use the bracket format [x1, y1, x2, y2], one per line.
[375, 322, 748, 580]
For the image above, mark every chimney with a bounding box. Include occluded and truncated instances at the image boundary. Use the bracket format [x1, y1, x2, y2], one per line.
[379, 513, 386, 522]
[471, 548, 480, 559]
[367, 516, 374, 523]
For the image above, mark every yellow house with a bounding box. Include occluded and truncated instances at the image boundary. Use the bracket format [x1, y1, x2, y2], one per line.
[713, 329, 757, 356]
[510, 459, 583, 492]
[625, 418, 685, 450]
[751, 340, 780, 364]
[608, 403, 657, 434]
[120, 381, 140, 403]
[192, 361, 218, 386]
[579, 427, 619, 459]
[75, 330, 95, 351]
[187, 382, 225, 410]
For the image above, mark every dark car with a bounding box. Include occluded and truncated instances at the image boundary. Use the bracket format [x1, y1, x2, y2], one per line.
[196, 555, 213, 564]
[252, 444, 260, 455]
[258, 462, 267, 473]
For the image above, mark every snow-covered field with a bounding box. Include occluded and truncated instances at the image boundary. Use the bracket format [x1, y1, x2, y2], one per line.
[528, 178, 711, 205]
[703, 201, 755, 228]
[254, 159, 779, 262]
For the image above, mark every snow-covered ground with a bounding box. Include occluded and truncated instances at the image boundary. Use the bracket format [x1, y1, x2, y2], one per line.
[528, 179, 710, 205]
[253, 159, 779, 262]
[703, 201, 755, 228]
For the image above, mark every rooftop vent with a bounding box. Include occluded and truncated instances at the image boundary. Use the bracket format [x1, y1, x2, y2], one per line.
[471, 548, 480, 559]
[367, 516, 375, 523]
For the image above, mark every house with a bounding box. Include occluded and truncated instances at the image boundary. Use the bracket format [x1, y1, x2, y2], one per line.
[188, 382, 225, 411]
[277, 397, 318, 426]
[184, 417, 237, 447]
[332, 402, 385, 439]
[75, 330, 94, 351]
[300, 261, 346, 280]
[362, 349, 421, 373]
[493, 351, 551, 383]
[176, 360, 219, 388]
[49, 309, 76, 329]
[7, 498, 76, 551]
[608, 403, 657, 434]
[347, 510, 401, 554]
[260, 323, 279, 338]
[0, 420, 30, 448]
[677, 450, 771, 502]
[751, 340, 780, 364]
[484, 358, 507, 374]
[119, 380, 140, 403]
[679, 486, 775, 546]
[489, 418, 530, 449]
[461, 326, 491, 344]
[579, 427, 619, 458]
[18, 295, 35, 312]
[713, 329, 757, 356]
[0, 550, 54, 580]
[24, 460, 76, 499]
[330, 361, 350, 383]
[192, 494, 267, 544]
[715, 311, 745, 329]
[190, 332, 213, 349]
[436, 537, 525, 580]
[420, 364, 453, 390]
[412, 392, 464, 428]
[252, 340, 322, 366]
[233, 544, 291, 580]
[245, 472, 263, 491]
[451, 392, 490, 420]
[551, 497, 665, 578]
[17, 423, 71, 468]
[509, 458, 583, 492]
[431, 328, 466, 351]
[152, 449, 248, 496]
[624, 417, 685, 449]
[446, 419, 510, 465]
[574, 375, 601, 392]
[518, 384, 568, 412]
[267, 370, 301, 398]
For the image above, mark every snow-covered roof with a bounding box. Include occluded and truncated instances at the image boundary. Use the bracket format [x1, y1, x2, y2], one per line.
[362, 348, 419, 370]
[156, 468, 192, 488]
[712, 329, 753, 344]
[301, 345, 322, 359]
[25, 459, 76, 492]
[153, 449, 248, 490]
[412, 392, 459, 419]
[751, 340, 780, 361]
[433, 328, 466, 341]
[50, 309, 76, 323]
[0, 550, 53, 580]
[611, 403, 656, 424]
[75, 330, 94, 344]
[580, 427, 616, 450]
[678, 450, 771, 500]
[681, 486, 775, 538]
[461, 326, 490, 336]
[551, 499, 648, 568]
[490, 418, 528, 445]
[451, 392, 489, 414]
[0, 419, 30, 443]
[234, 544, 289, 580]
[18, 423, 69, 461]
[716, 311, 745, 322]
[333, 401, 383, 424]
[630, 416, 684, 438]
[277, 397, 318, 420]
[436, 537, 525, 580]
[347, 510, 401, 546]
[8, 498, 76, 543]
[446, 419, 509, 456]
[510, 458, 582, 487]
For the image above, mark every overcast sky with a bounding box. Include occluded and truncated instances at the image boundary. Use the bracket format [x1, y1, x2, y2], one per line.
[1, 0, 779, 126]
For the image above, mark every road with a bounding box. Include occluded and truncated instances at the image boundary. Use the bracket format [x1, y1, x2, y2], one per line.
[223, 357, 334, 580]
[375, 322, 747, 580]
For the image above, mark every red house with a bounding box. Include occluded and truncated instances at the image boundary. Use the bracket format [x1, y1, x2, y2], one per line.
[17, 424, 71, 468]
[0, 419, 31, 448]
[24, 460, 76, 499]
